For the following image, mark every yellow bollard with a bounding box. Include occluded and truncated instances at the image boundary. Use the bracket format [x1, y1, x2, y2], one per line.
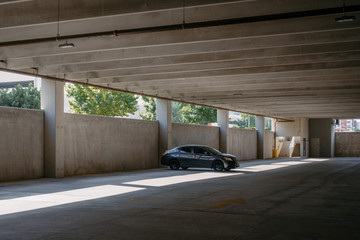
[272, 149, 278, 158]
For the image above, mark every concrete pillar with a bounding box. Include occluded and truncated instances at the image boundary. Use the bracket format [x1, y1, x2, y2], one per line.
[41, 79, 65, 178]
[256, 116, 265, 159]
[217, 109, 229, 153]
[331, 120, 335, 157]
[156, 99, 172, 163]
[300, 118, 309, 158]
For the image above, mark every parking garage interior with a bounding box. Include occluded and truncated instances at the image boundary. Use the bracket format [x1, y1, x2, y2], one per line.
[1, 0, 360, 239]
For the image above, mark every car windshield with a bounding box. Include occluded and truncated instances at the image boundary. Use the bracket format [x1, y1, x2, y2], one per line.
[202, 146, 222, 155]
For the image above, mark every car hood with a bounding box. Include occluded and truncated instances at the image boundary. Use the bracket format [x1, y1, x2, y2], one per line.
[219, 153, 237, 160]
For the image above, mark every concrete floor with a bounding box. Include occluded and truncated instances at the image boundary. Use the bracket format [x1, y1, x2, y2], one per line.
[0, 158, 360, 240]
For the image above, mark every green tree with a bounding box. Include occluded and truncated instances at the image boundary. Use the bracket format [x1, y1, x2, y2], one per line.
[66, 83, 138, 117]
[171, 101, 183, 123]
[174, 103, 217, 125]
[0, 83, 40, 109]
[265, 117, 273, 131]
[139, 98, 217, 125]
[231, 113, 255, 129]
[140, 96, 156, 120]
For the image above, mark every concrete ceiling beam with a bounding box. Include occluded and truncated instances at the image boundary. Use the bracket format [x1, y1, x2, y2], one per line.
[73, 60, 360, 83]
[138, 80, 360, 96]
[38, 50, 360, 76]
[6, 30, 360, 69]
[2, 14, 359, 60]
[2, 0, 357, 28]
[123, 74, 360, 92]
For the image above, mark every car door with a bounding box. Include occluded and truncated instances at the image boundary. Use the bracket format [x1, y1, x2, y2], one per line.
[193, 147, 213, 168]
[178, 146, 194, 167]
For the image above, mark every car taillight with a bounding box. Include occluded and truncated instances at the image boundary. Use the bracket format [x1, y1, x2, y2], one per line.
[162, 152, 168, 156]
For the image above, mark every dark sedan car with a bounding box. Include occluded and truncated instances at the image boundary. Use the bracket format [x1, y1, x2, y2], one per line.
[161, 145, 239, 171]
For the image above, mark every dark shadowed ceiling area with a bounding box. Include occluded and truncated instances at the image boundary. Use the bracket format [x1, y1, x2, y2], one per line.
[0, 0, 360, 119]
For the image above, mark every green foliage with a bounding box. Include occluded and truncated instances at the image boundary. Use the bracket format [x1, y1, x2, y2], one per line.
[0, 83, 40, 109]
[140, 96, 156, 120]
[173, 102, 216, 125]
[171, 102, 183, 123]
[230, 114, 273, 130]
[65, 83, 138, 117]
[139, 98, 216, 125]
[265, 117, 273, 131]
[231, 114, 255, 128]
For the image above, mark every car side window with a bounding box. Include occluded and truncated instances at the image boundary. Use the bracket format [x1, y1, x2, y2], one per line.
[179, 147, 192, 153]
[194, 147, 206, 154]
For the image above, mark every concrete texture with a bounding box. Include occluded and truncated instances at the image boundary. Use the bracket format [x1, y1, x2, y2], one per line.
[0, 107, 44, 182]
[228, 128, 257, 160]
[2, 1, 360, 119]
[0, 157, 359, 240]
[276, 118, 301, 137]
[309, 118, 333, 157]
[335, 132, 360, 157]
[255, 116, 265, 159]
[264, 130, 275, 159]
[217, 109, 230, 153]
[41, 79, 65, 178]
[156, 99, 172, 160]
[172, 122, 219, 150]
[64, 113, 159, 176]
[277, 118, 309, 158]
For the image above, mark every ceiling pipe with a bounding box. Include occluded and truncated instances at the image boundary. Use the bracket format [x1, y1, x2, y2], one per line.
[0, 5, 359, 48]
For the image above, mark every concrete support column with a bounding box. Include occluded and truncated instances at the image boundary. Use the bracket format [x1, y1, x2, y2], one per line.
[256, 116, 265, 159]
[300, 118, 309, 158]
[156, 99, 172, 164]
[41, 79, 65, 178]
[331, 120, 335, 158]
[217, 109, 229, 153]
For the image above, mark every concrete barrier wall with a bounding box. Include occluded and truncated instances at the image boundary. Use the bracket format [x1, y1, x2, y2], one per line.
[0, 107, 44, 182]
[335, 132, 360, 157]
[265, 131, 275, 159]
[64, 113, 159, 176]
[172, 123, 219, 149]
[228, 128, 257, 160]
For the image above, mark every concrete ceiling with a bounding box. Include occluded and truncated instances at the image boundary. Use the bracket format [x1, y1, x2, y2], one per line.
[0, 0, 360, 119]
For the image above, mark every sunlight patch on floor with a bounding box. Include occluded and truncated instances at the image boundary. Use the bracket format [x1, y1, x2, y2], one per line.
[238, 164, 289, 172]
[123, 172, 242, 187]
[273, 161, 309, 165]
[0, 185, 144, 216]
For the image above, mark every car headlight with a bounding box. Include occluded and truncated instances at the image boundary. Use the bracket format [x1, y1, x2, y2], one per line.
[224, 157, 232, 161]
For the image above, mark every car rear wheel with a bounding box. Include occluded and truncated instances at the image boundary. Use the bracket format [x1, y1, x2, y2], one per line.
[214, 161, 224, 171]
[169, 159, 180, 170]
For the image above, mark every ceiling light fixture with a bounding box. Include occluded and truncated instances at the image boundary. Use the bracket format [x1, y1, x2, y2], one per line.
[58, 42, 75, 48]
[56, 0, 75, 48]
[335, 0, 356, 22]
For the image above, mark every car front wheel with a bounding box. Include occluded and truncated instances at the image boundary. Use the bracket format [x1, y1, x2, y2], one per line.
[213, 161, 224, 171]
[169, 159, 180, 170]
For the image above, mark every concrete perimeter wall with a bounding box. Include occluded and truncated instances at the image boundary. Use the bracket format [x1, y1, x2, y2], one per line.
[228, 128, 257, 160]
[64, 113, 159, 176]
[1, 106, 281, 181]
[0, 107, 44, 182]
[172, 123, 219, 149]
[265, 131, 275, 159]
[335, 132, 360, 157]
